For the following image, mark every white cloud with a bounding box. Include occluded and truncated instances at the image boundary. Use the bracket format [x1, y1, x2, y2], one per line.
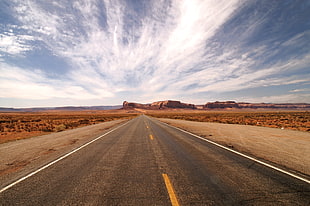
[0, 32, 34, 55]
[239, 93, 310, 104]
[36, 0, 239, 96]
[290, 88, 310, 93]
[195, 55, 310, 93]
[1, 0, 309, 106]
[0, 62, 113, 100]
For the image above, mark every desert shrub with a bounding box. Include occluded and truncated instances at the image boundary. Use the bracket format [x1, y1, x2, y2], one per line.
[54, 124, 66, 132]
[147, 111, 310, 132]
[79, 119, 90, 124]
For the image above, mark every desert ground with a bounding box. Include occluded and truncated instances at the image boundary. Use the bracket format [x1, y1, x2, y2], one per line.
[0, 111, 138, 144]
[147, 110, 310, 132]
[2, 110, 308, 145]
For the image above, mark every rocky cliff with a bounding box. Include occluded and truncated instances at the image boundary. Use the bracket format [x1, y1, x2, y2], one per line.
[123, 100, 196, 110]
[123, 100, 310, 110]
[204, 101, 310, 109]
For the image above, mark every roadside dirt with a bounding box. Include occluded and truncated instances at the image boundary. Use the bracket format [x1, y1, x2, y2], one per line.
[0, 119, 127, 188]
[157, 118, 310, 177]
[147, 111, 310, 132]
[0, 111, 138, 144]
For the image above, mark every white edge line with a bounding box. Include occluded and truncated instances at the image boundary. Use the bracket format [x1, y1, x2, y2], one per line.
[156, 119, 310, 184]
[0, 120, 131, 193]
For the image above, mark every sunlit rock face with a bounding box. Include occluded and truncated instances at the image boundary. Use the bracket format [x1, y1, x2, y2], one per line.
[123, 100, 196, 110]
[204, 101, 310, 109]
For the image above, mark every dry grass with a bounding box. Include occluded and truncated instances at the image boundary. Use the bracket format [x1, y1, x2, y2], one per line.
[147, 111, 310, 132]
[0, 111, 138, 144]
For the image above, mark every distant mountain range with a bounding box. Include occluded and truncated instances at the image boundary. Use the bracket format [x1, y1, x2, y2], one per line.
[123, 100, 310, 110]
[1, 100, 309, 112]
[0, 105, 122, 112]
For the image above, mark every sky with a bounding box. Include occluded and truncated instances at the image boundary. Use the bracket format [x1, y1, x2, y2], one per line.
[0, 0, 309, 108]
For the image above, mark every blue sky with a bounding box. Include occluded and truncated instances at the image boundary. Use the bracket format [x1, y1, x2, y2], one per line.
[0, 0, 309, 107]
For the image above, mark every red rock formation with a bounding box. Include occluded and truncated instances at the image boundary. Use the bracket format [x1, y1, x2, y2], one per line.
[123, 100, 310, 110]
[123, 100, 196, 110]
[204, 101, 239, 109]
[151, 100, 196, 109]
[122, 101, 150, 109]
[204, 101, 310, 109]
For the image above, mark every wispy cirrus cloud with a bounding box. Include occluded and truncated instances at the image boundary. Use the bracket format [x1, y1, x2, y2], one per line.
[0, 29, 34, 55]
[0, 62, 113, 101]
[0, 0, 309, 107]
[239, 93, 310, 104]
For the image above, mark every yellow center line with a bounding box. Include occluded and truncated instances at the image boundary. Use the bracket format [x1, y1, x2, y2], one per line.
[145, 123, 149, 129]
[162, 174, 180, 206]
[149, 134, 154, 140]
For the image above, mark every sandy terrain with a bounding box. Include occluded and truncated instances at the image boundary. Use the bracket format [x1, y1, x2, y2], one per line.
[0, 119, 127, 188]
[156, 118, 310, 177]
[147, 110, 310, 132]
[0, 111, 137, 144]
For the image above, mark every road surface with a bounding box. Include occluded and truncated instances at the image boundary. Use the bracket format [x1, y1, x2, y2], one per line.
[0, 115, 309, 205]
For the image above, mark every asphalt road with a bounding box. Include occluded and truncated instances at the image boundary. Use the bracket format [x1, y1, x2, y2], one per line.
[0, 115, 309, 205]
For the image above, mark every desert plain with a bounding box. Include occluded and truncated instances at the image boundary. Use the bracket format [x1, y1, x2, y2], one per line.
[0, 111, 138, 144]
[0, 109, 309, 188]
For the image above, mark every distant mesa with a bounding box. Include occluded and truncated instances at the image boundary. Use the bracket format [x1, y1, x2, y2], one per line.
[122, 100, 310, 110]
[204, 101, 310, 109]
[123, 100, 196, 110]
[1, 101, 309, 112]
